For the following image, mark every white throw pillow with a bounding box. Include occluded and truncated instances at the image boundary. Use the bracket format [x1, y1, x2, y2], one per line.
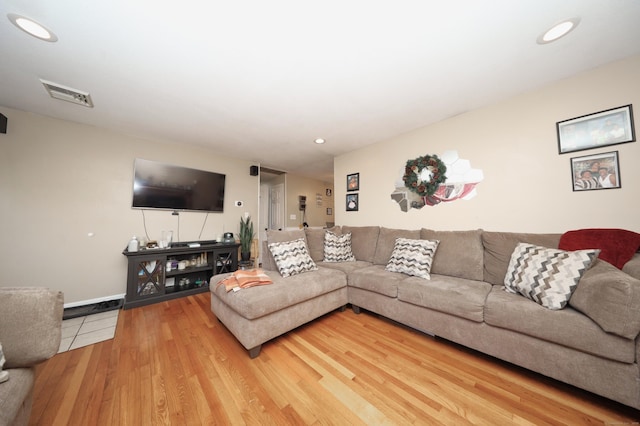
[385, 238, 439, 279]
[0, 341, 8, 383]
[323, 231, 356, 262]
[504, 242, 600, 310]
[268, 238, 318, 277]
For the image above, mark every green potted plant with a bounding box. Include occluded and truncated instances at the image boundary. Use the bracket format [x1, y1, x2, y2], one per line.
[239, 215, 255, 262]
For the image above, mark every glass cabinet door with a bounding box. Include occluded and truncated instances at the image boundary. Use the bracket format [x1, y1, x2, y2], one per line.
[134, 257, 165, 297]
[214, 250, 236, 274]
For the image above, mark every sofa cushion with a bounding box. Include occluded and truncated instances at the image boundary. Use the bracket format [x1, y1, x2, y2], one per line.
[0, 368, 33, 426]
[420, 229, 484, 281]
[570, 259, 640, 340]
[211, 267, 346, 320]
[323, 231, 356, 262]
[305, 226, 341, 262]
[342, 226, 380, 263]
[268, 238, 317, 277]
[263, 229, 307, 271]
[373, 227, 420, 265]
[317, 260, 373, 274]
[504, 243, 599, 310]
[266, 228, 306, 243]
[482, 231, 562, 285]
[559, 228, 640, 270]
[385, 238, 439, 280]
[397, 275, 492, 323]
[485, 286, 635, 364]
[348, 265, 407, 298]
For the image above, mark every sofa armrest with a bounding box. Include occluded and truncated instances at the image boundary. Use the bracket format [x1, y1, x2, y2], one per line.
[0, 287, 63, 368]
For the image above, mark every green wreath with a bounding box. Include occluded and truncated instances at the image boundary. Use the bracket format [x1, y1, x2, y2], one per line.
[402, 154, 447, 197]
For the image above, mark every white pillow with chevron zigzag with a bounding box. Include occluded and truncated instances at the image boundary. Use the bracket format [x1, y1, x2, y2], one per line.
[504, 242, 600, 310]
[385, 238, 439, 279]
[268, 238, 318, 277]
[323, 231, 356, 262]
[0, 341, 9, 383]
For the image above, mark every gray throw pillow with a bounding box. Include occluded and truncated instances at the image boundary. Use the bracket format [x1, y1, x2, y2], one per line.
[570, 259, 640, 340]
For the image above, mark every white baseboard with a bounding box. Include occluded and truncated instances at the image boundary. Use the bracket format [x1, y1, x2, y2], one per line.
[64, 293, 126, 309]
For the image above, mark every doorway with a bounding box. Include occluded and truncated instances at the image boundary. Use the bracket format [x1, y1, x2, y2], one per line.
[258, 167, 286, 266]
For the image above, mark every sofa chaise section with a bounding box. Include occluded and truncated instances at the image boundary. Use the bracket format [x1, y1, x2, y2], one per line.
[210, 230, 348, 358]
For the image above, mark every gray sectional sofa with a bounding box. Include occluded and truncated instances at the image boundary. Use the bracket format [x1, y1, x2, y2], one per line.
[210, 226, 640, 410]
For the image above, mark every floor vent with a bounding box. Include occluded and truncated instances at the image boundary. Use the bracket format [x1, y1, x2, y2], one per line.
[63, 298, 123, 320]
[40, 79, 94, 107]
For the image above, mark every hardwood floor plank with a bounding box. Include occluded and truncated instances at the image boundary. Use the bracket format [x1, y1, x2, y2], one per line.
[29, 294, 640, 425]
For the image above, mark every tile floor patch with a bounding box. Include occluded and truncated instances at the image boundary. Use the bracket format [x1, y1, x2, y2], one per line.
[58, 309, 119, 353]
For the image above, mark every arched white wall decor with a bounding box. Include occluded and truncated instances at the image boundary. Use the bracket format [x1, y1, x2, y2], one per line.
[391, 150, 484, 212]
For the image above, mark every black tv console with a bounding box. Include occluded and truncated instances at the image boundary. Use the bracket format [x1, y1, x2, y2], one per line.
[122, 241, 239, 309]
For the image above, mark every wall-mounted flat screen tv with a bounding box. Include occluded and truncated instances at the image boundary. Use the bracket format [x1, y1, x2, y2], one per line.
[132, 159, 225, 212]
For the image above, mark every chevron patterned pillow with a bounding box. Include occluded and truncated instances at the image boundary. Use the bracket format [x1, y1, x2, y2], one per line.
[504, 243, 600, 310]
[323, 231, 356, 262]
[385, 238, 439, 279]
[0, 341, 8, 383]
[268, 238, 318, 277]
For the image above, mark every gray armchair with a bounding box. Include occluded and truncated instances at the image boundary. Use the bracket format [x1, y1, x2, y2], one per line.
[0, 287, 63, 426]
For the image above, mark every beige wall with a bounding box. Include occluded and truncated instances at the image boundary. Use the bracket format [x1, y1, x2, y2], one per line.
[285, 174, 334, 228]
[335, 55, 640, 233]
[0, 108, 259, 305]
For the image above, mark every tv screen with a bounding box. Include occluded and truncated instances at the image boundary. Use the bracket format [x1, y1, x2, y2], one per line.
[132, 159, 225, 212]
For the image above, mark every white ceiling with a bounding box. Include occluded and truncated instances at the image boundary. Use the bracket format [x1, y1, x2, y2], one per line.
[2, 1, 640, 182]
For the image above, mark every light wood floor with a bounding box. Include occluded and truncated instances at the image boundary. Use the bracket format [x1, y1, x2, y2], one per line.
[31, 293, 640, 425]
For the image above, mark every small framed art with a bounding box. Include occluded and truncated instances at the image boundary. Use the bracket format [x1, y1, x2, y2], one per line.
[557, 104, 635, 154]
[346, 193, 359, 211]
[347, 173, 359, 191]
[570, 151, 620, 191]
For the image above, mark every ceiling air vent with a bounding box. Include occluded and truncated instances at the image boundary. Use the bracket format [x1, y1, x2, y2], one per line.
[40, 79, 94, 108]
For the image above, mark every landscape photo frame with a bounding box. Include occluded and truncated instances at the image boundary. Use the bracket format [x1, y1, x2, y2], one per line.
[557, 104, 635, 154]
[570, 151, 620, 192]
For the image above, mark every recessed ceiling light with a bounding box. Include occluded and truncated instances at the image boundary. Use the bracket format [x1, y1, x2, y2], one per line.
[7, 13, 58, 42]
[537, 17, 580, 44]
[314, 138, 326, 144]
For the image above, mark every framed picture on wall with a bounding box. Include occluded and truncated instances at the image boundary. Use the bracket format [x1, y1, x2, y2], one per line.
[326, 207, 332, 216]
[570, 151, 621, 191]
[347, 173, 359, 191]
[557, 104, 635, 154]
[346, 193, 359, 211]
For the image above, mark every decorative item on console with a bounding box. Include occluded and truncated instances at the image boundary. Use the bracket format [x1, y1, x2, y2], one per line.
[159, 230, 173, 248]
[127, 236, 139, 252]
[391, 150, 484, 211]
[166, 253, 209, 272]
